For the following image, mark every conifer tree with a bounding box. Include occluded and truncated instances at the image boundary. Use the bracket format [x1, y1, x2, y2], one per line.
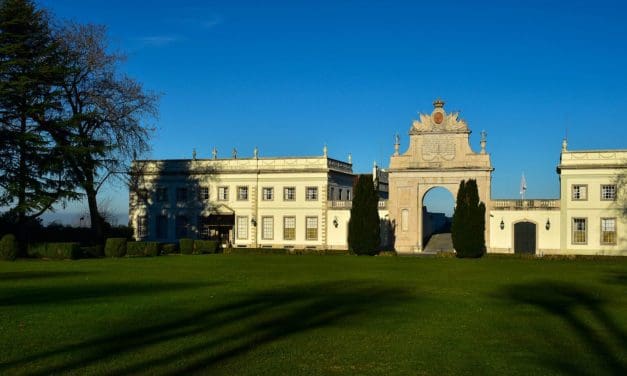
[348, 175, 380, 255]
[0, 0, 75, 245]
[452, 179, 486, 258]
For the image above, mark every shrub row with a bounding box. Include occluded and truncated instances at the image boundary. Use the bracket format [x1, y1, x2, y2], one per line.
[28, 242, 81, 260]
[127, 241, 160, 257]
[224, 247, 350, 255]
[0, 234, 18, 261]
[178, 238, 220, 255]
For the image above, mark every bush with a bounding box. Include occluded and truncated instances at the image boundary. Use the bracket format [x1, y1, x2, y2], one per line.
[126, 241, 160, 257]
[80, 245, 104, 258]
[179, 238, 194, 254]
[160, 243, 178, 254]
[0, 234, 18, 261]
[228, 247, 288, 255]
[194, 240, 219, 254]
[105, 238, 127, 257]
[377, 250, 397, 257]
[27, 242, 81, 259]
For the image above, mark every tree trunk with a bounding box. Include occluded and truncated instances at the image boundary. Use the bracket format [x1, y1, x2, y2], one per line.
[84, 172, 104, 243]
[16, 115, 27, 255]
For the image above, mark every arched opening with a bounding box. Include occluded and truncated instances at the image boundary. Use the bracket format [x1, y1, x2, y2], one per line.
[422, 187, 455, 253]
[514, 221, 536, 254]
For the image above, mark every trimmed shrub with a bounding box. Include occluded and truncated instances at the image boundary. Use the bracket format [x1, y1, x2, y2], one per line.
[28, 242, 81, 259]
[126, 241, 160, 257]
[228, 247, 288, 255]
[179, 238, 194, 254]
[105, 238, 127, 257]
[160, 243, 178, 254]
[194, 240, 219, 254]
[144, 242, 159, 257]
[80, 245, 104, 258]
[377, 250, 397, 257]
[0, 234, 18, 261]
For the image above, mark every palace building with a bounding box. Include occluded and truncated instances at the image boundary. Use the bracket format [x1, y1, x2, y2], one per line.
[129, 100, 626, 255]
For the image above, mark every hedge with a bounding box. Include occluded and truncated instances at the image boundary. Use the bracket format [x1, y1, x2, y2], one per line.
[80, 245, 104, 258]
[179, 238, 194, 254]
[27, 242, 81, 260]
[105, 238, 127, 257]
[126, 241, 160, 257]
[194, 240, 219, 254]
[0, 234, 18, 261]
[160, 243, 178, 254]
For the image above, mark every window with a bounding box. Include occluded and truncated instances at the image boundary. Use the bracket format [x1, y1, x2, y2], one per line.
[401, 209, 409, 232]
[156, 215, 168, 238]
[200, 187, 209, 201]
[198, 217, 210, 239]
[136, 189, 149, 205]
[306, 216, 318, 240]
[156, 187, 168, 202]
[262, 187, 274, 201]
[346, 190, 351, 201]
[262, 216, 273, 239]
[236, 216, 248, 239]
[176, 187, 187, 202]
[601, 218, 617, 244]
[601, 184, 616, 201]
[571, 184, 587, 201]
[339, 189, 343, 200]
[218, 186, 229, 201]
[329, 187, 334, 200]
[284, 187, 296, 201]
[283, 216, 296, 240]
[237, 186, 248, 201]
[175, 215, 188, 238]
[572, 218, 587, 244]
[137, 216, 148, 238]
[306, 186, 318, 201]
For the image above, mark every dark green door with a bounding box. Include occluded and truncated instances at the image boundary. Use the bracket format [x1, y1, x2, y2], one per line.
[514, 222, 536, 254]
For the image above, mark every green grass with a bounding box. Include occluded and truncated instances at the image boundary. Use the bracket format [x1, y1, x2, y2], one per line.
[1, 255, 626, 375]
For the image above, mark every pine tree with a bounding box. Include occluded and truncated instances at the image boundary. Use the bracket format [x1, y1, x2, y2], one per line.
[348, 174, 380, 255]
[0, 0, 75, 246]
[452, 179, 486, 258]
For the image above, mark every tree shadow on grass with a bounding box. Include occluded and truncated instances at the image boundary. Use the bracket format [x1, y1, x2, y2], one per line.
[0, 281, 218, 307]
[499, 281, 627, 376]
[1, 281, 411, 375]
[0, 270, 92, 281]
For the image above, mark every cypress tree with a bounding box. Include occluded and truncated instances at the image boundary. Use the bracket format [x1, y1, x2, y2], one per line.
[452, 179, 486, 258]
[348, 175, 380, 255]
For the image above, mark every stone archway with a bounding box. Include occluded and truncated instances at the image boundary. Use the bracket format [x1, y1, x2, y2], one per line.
[421, 186, 455, 251]
[388, 100, 493, 253]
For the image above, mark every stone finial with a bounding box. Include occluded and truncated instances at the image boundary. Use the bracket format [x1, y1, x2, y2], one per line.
[394, 133, 400, 156]
[212, 147, 217, 160]
[433, 98, 445, 108]
[232, 147, 237, 159]
[192, 148, 197, 160]
[562, 138, 568, 152]
[323, 144, 328, 157]
[480, 130, 487, 154]
[348, 153, 352, 164]
[253, 146, 259, 159]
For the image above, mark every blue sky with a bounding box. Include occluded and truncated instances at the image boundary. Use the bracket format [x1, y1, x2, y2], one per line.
[38, 0, 627, 222]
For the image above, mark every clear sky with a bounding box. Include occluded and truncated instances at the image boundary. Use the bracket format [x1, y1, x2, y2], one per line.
[37, 0, 627, 223]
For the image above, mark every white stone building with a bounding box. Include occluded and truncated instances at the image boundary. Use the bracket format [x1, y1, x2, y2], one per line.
[129, 100, 626, 255]
[129, 150, 366, 250]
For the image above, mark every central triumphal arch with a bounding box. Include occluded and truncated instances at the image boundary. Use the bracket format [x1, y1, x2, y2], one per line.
[388, 99, 493, 253]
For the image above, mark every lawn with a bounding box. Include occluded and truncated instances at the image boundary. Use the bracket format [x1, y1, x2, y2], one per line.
[1, 254, 626, 375]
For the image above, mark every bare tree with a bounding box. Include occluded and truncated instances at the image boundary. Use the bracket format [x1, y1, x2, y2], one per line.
[55, 23, 158, 241]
